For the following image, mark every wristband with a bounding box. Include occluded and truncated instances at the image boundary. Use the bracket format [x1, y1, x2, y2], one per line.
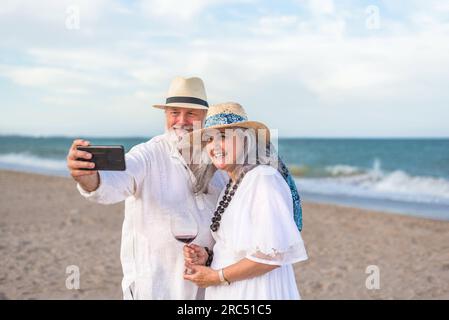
[218, 268, 230, 285]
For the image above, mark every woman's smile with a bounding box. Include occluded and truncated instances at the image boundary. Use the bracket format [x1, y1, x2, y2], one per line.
[209, 149, 229, 171]
[210, 149, 227, 162]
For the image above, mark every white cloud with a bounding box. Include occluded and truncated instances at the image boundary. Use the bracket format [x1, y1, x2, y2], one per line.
[138, 0, 255, 22]
[28, 48, 131, 70]
[300, 0, 335, 15]
[139, 0, 221, 21]
[129, 68, 170, 88]
[252, 15, 299, 35]
[42, 95, 84, 106]
[0, 65, 125, 94]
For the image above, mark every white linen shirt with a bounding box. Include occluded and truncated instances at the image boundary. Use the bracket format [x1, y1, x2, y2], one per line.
[77, 133, 226, 300]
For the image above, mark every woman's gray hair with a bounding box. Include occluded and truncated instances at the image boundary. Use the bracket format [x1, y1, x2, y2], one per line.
[190, 128, 279, 194]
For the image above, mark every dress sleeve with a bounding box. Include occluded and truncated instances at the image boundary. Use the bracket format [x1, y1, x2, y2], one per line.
[77, 144, 149, 204]
[234, 167, 308, 266]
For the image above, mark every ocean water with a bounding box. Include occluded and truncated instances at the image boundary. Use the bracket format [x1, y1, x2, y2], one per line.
[1, 135, 448, 220]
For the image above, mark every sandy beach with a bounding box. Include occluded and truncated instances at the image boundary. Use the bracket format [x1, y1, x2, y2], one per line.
[0, 169, 448, 300]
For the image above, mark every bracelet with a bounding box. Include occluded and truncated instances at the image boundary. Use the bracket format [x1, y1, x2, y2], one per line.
[218, 268, 230, 285]
[204, 247, 214, 267]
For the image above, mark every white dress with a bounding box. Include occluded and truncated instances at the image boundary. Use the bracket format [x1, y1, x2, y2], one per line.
[205, 165, 308, 300]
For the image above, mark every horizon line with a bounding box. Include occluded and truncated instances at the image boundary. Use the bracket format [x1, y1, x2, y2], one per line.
[0, 133, 448, 140]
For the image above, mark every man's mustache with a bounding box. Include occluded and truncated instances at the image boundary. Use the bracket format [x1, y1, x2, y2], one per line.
[172, 125, 194, 132]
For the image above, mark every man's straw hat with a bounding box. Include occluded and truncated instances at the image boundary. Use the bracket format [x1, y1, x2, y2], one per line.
[153, 76, 209, 110]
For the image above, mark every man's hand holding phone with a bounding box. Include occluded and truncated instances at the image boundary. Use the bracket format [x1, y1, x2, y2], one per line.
[67, 139, 97, 176]
[67, 140, 126, 192]
[67, 139, 99, 192]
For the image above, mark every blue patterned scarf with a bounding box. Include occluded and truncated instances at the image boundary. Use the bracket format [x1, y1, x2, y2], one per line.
[277, 157, 303, 232]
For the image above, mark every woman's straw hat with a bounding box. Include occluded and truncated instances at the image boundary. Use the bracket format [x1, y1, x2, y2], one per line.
[188, 102, 271, 144]
[153, 76, 209, 110]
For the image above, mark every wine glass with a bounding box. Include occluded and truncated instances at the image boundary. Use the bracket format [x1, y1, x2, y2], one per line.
[170, 211, 199, 274]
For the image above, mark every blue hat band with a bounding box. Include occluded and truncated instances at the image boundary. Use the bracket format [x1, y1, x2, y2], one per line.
[204, 113, 248, 129]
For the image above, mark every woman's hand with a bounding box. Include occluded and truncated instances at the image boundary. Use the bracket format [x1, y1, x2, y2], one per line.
[183, 263, 221, 288]
[183, 244, 208, 266]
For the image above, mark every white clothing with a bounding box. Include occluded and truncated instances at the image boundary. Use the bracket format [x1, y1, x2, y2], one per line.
[205, 165, 308, 300]
[77, 133, 226, 299]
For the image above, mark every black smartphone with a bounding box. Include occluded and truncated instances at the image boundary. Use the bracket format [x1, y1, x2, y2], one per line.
[76, 145, 126, 171]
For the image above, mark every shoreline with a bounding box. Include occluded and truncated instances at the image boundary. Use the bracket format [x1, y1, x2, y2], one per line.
[1, 169, 448, 299]
[1, 166, 447, 222]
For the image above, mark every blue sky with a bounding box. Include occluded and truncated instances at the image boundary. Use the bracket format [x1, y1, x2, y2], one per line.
[1, 0, 449, 137]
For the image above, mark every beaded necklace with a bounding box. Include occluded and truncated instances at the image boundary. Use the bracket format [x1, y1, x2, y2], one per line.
[210, 171, 246, 232]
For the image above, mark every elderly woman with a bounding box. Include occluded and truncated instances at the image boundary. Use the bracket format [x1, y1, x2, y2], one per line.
[183, 102, 308, 300]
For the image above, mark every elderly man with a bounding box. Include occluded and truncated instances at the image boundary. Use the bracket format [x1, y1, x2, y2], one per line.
[66, 77, 226, 299]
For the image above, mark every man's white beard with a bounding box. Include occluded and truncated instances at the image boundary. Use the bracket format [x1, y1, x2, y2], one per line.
[166, 125, 193, 147]
[168, 125, 193, 140]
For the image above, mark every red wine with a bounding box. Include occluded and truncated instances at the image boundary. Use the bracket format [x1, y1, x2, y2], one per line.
[174, 235, 197, 244]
